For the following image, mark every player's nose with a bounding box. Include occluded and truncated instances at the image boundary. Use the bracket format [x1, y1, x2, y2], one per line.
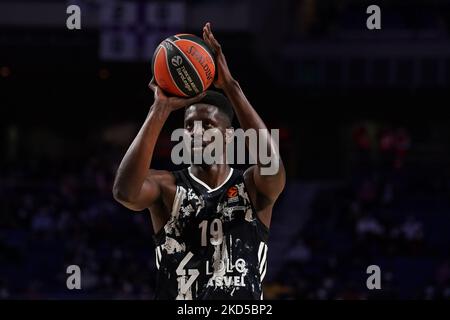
[192, 121, 205, 136]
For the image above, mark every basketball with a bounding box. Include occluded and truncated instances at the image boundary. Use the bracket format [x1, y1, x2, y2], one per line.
[152, 34, 216, 97]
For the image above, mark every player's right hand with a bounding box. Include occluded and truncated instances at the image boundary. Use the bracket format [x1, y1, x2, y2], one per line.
[148, 78, 206, 112]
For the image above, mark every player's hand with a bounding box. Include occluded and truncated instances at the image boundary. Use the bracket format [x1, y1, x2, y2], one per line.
[202, 22, 235, 89]
[148, 78, 206, 112]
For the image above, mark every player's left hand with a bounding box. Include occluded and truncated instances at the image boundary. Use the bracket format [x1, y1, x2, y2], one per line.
[202, 22, 235, 89]
[148, 78, 206, 112]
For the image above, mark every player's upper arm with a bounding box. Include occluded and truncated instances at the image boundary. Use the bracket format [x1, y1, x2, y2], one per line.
[245, 161, 286, 204]
[114, 169, 168, 212]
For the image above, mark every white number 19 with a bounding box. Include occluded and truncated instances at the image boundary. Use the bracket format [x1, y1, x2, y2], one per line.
[199, 219, 223, 246]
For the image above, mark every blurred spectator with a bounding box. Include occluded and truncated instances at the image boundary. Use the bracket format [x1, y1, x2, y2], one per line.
[356, 214, 384, 237]
[399, 216, 423, 242]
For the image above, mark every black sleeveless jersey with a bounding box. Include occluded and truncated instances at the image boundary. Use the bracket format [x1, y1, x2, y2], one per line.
[153, 167, 269, 300]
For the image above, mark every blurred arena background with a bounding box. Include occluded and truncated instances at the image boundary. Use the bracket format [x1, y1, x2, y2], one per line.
[1, 0, 450, 299]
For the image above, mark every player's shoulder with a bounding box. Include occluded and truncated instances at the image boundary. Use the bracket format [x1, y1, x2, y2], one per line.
[243, 165, 278, 204]
[243, 165, 256, 181]
[243, 165, 257, 191]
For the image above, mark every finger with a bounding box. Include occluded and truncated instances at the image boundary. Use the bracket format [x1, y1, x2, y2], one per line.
[208, 36, 221, 53]
[207, 23, 216, 42]
[205, 23, 221, 51]
[204, 22, 214, 40]
[205, 25, 215, 42]
[204, 33, 217, 52]
[209, 33, 220, 49]
[153, 86, 160, 99]
[150, 84, 165, 101]
[148, 77, 157, 91]
[203, 30, 213, 49]
[203, 32, 217, 57]
[203, 25, 212, 42]
[156, 86, 168, 99]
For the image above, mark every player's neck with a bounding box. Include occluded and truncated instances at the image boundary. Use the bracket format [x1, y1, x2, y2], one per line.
[189, 164, 231, 190]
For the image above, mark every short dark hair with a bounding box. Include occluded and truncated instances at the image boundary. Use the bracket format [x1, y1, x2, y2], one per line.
[194, 90, 234, 125]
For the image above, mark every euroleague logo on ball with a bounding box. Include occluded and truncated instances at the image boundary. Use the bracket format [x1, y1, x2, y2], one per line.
[171, 55, 183, 67]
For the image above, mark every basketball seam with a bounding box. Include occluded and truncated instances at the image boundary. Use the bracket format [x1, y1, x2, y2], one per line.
[175, 38, 215, 67]
[159, 44, 187, 97]
[166, 39, 205, 93]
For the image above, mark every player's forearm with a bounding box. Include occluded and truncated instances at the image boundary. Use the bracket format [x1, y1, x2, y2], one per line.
[223, 80, 283, 171]
[113, 103, 170, 202]
[222, 79, 267, 132]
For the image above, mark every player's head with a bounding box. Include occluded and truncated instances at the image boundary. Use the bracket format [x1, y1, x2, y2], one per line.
[184, 90, 234, 131]
[184, 91, 234, 164]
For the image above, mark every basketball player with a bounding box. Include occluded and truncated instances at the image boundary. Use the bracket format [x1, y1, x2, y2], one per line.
[113, 23, 285, 300]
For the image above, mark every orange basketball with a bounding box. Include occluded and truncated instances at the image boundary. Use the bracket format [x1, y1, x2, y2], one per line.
[151, 34, 216, 97]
